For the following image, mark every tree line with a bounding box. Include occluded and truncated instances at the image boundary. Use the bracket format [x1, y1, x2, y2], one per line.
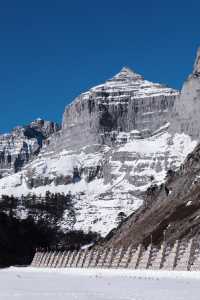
[0, 191, 101, 267]
[0, 191, 75, 224]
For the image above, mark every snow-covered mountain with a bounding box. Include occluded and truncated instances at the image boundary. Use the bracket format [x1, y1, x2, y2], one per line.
[0, 55, 198, 236]
[0, 119, 60, 178]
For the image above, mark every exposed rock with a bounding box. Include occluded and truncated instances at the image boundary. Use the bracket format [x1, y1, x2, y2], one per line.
[194, 47, 200, 74]
[0, 119, 60, 177]
[170, 48, 200, 139]
[61, 67, 178, 150]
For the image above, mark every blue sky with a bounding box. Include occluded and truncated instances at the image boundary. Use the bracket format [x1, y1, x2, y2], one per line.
[0, 0, 200, 132]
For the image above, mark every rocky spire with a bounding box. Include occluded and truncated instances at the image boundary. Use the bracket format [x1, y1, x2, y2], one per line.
[193, 47, 200, 75]
[170, 46, 200, 139]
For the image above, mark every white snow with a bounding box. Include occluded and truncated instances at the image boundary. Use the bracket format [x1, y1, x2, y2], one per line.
[0, 267, 200, 300]
[0, 66, 190, 236]
[89, 67, 179, 99]
[118, 132, 196, 157]
[0, 130, 197, 237]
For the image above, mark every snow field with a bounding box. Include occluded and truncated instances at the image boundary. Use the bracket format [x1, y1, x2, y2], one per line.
[0, 267, 200, 300]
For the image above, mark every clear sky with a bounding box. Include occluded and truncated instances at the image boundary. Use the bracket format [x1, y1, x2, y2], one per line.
[0, 0, 200, 132]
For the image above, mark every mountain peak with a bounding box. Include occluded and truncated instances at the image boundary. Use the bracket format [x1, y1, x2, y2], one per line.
[112, 66, 143, 81]
[120, 66, 137, 74]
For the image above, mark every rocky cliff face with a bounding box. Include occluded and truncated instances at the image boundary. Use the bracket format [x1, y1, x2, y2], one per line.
[171, 48, 200, 139]
[194, 48, 200, 74]
[0, 57, 198, 236]
[61, 67, 177, 149]
[0, 119, 60, 177]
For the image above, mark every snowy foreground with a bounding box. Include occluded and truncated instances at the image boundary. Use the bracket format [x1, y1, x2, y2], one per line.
[0, 268, 200, 300]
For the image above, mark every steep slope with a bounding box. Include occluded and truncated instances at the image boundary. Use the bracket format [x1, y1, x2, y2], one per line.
[0, 65, 196, 236]
[104, 142, 200, 248]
